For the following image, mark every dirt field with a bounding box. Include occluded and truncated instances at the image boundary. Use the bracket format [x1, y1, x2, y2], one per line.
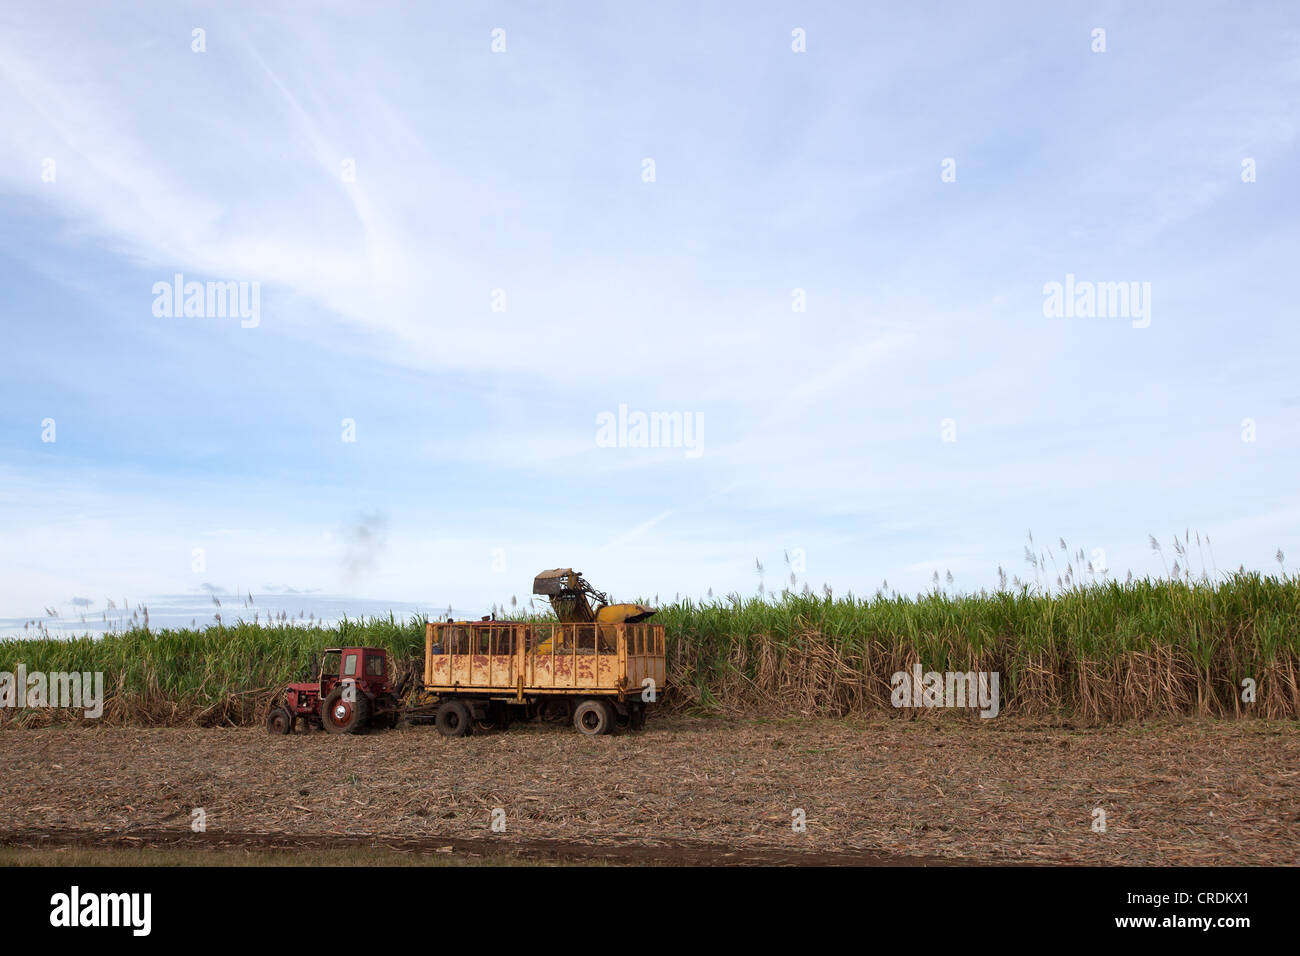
[2, 716, 1297, 865]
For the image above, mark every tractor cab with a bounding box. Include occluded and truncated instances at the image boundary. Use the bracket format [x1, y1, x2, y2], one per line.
[295, 646, 388, 698]
[324, 647, 390, 694]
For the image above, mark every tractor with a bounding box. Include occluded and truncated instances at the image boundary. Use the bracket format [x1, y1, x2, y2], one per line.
[266, 646, 406, 735]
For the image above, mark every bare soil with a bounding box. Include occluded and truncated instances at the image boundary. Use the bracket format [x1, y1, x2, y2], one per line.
[1, 716, 1296, 865]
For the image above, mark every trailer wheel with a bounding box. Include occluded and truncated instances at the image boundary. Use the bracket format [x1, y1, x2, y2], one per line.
[322, 686, 370, 734]
[266, 706, 294, 735]
[435, 700, 472, 737]
[629, 703, 647, 732]
[574, 699, 615, 736]
[473, 702, 501, 733]
[530, 698, 561, 723]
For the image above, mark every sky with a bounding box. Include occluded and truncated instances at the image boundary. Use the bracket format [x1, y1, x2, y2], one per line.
[1, 1, 1298, 624]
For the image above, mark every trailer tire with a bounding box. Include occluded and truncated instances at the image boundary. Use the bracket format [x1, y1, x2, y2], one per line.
[538, 698, 569, 723]
[574, 699, 615, 736]
[629, 702, 647, 732]
[322, 686, 370, 734]
[435, 700, 472, 737]
[473, 702, 501, 733]
[267, 706, 294, 735]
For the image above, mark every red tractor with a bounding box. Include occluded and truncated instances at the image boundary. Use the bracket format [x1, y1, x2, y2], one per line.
[266, 646, 405, 735]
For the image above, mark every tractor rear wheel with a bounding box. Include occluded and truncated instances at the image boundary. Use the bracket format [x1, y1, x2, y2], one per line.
[573, 699, 615, 736]
[435, 700, 472, 737]
[267, 706, 294, 735]
[322, 686, 370, 734]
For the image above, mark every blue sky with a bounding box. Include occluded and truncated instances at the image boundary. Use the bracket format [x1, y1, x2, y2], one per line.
[1, 2, 1298, 619]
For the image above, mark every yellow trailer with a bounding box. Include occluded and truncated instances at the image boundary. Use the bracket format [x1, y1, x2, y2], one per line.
[423, 619, 666, 736]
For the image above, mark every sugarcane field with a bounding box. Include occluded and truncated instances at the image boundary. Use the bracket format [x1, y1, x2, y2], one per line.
[3, 565, 1297, 871]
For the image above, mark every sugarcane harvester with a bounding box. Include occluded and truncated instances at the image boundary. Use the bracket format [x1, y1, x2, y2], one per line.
[531, 568, 657, 652]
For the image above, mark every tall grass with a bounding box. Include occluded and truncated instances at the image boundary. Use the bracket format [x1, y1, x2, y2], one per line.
[658, 572, 1300, 720]
[1, 573, 1297, 725]
[0, 614, 428, 726]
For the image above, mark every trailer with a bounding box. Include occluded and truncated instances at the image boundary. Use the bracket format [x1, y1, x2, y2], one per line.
[423, 619, 666, 736]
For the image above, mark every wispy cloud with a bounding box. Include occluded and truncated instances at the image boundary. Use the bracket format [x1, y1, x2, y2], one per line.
[1, 3, 1298, 620]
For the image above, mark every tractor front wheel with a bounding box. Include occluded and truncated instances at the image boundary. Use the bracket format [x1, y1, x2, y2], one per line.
[267, 706, 294, 735]
[322, 686, 370, 734]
